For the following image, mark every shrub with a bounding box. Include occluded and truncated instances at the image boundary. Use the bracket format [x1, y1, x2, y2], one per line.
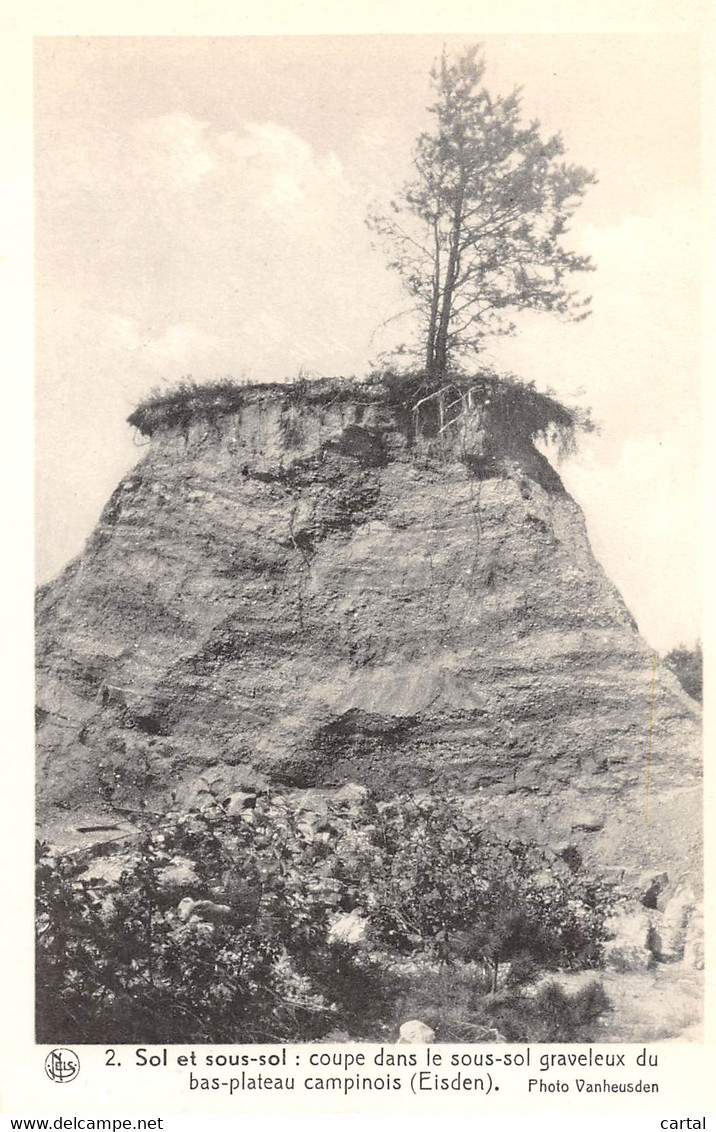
[360, 795, 612, 980]
[486, 980, 610, 1043]
[36, 792, 617, 1043]
[664, 641, 702, 703]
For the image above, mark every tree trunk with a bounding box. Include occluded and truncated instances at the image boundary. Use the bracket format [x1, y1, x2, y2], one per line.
[425, 217, 442, 376]
[433, 173, 465, 379]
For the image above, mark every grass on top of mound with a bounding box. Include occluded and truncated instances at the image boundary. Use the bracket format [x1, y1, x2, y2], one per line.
[128, 369, 594, 459]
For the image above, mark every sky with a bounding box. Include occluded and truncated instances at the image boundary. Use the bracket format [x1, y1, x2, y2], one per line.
[34, 34, 702, 651]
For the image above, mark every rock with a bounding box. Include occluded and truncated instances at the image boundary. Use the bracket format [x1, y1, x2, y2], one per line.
[224, 791, 256, 816]
[297, 791, 330, 819]
[172, 769, 262, 812]
[328, 911, 368, 945]
[683, 903, 704, 969]
[177, 897, 233, 924]
[156, 857, 200, 892]
[605, 906, 651, 949]
[658, 881, 696, 915]
[397, 1020, 436, 1044]
[322, 1030, 351, 1042]
[603, 941, 653, 972]
[571, 811, 605, 832]
[177, 897, 196, 921]
[639, 871, 669, 908]
[78, 853, 137, 885]
[651, 885, 697, 961]
[333, 783, 370, 808]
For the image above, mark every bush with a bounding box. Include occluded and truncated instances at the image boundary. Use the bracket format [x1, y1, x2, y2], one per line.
[36, 792, 617, 1043]
[664, 641, 702, 703]
[363, 796, 612, 980]
[486, 980, 610, 1043]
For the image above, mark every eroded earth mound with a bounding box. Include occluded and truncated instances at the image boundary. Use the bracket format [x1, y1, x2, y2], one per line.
[36, 377, 702, 890]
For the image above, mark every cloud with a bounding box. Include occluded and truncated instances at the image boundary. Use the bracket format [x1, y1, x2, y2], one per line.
[36, 111, 378, 369]
[134, 113, 216, 191]
[560, 422, 701, 651]
[214, 122, 347, 222]
[42, 112, 348, 226]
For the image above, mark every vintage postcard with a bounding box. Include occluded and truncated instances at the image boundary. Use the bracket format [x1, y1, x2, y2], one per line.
[1, 0, 713, 1126]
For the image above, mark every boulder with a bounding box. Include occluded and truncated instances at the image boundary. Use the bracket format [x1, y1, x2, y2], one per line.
[603, 904, 654, 970]
[224, 792, 256, 817]
[603, 941, 652, 972]
[297, 791, 330, 819]
[604, 906, 651, 949]
[683, 903, 704, 970]
[156, 856, 200, 892]
[639, 870, 669, 909]
[333, 783, 370, 808]
[651, 885, 697, 961]
[78, 853, 137, 885]
[177, 897, 233, 924]
[328, 911, 368, 945]
[397, 1020, 436, 1044]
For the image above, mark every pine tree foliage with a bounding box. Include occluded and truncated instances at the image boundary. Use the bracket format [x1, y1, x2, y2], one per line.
[369, 46, 597, 377]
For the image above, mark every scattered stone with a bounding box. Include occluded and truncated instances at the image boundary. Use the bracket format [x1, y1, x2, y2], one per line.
[156, 857, 200, 892]
[322, 1030, 351, 1043]
[571, 811, 605, 832]
[333, 783, 370, 808]
[651, 885, 697, 961]
[177, 897, 233, 924]
[683, 904, 704, 970]
[79, 853, 137, 885]
[603, 941, 653, 972]
[397, 1020, 436, 1044]
[297, 790, 330, 816]
[605, 905, 655, 969]
[224, 792, 256, 816]
[328, 911, 368, 945]
[639, 871, 669, 909]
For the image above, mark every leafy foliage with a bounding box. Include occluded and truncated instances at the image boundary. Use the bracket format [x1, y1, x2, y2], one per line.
[486, 979, 610, 1043]
[663, 641, 702, 703]
[368, 45, 596, 376]
[37, 792, 617, 1043]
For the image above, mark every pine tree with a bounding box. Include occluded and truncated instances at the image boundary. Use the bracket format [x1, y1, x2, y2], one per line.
[369, 46, 597, 379]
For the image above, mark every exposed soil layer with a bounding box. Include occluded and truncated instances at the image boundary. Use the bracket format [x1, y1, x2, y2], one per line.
[36, 384, 701, 887]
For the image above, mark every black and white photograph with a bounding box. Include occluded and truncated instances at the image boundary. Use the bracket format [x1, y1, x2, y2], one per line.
[24, 20, 708, 1097]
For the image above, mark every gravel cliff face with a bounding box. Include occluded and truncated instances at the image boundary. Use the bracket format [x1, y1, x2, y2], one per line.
[36, 385, 701, 881]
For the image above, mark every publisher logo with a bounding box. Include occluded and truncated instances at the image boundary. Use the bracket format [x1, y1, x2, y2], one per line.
[45, 1048, 80, 1083]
